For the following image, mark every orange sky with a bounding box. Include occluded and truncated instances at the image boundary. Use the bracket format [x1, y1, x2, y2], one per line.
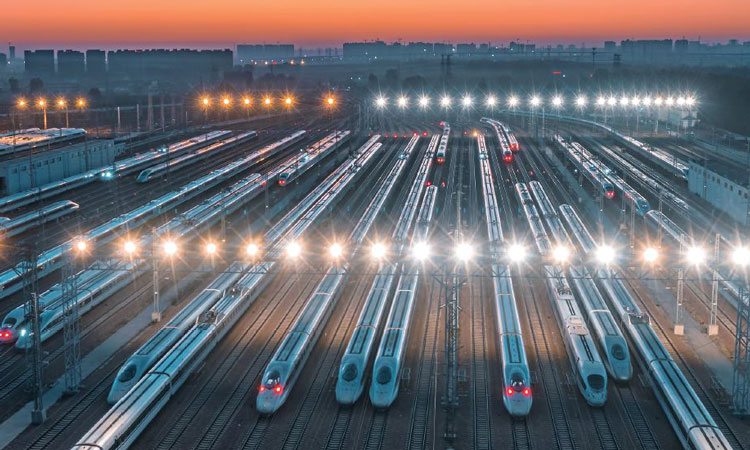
[4, 0, 750, 47]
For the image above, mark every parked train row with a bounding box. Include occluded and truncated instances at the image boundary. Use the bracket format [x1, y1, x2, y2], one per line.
[561, 205, 732, 449]
[257, 137, 395, 413]
[516, 182, 608, 406]
[110, 134, 381, 404]
[477, 135, 533, 416]
[0, 130, 230, 213]
[278, 130, 350, 185]
[619, 135, 690, 180]
[530, 182, 632, 382]
[336, 135, 437, 405]
[0, 200, 78, 239]
[555, 136, 652, 216]
[435, 121, 450, 164]
[135, 131, 257, 182]
[0, 130, 306, 300]
[480, 118, 518, 162]
[74, 130, 382, 450]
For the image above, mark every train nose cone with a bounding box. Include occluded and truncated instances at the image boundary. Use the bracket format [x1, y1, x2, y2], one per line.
[256, 391, 280, 415]
[369, 366, 396, 408]
[335, 363, 363, 405]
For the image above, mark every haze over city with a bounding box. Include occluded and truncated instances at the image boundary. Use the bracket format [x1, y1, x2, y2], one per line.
[1, 1, 750, 450]
[5, 0, 750, 47]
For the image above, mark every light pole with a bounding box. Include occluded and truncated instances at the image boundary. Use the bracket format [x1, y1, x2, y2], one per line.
[57, 98, 69, 130]
[38, 99, 47, 130]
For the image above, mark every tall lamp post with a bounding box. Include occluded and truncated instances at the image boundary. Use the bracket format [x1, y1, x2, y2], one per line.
[38, 99, 47, 130]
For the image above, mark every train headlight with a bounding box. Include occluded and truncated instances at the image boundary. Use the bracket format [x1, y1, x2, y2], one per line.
[596, 245, 616, 265]
[732, 247, 750, 266]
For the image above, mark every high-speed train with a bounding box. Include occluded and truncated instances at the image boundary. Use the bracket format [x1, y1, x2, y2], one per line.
[368, 186, 437, 409]
[478, 136, 532, 416]
[562, 200, 733, 449]
[435, 121, 450, 164]
[554, 136, 614, 199]
[530, 183, 632, 382]
[108, 265, 243, 403]
[277, 131, 350, 186]
[502, 148, 514, 163]
[0, 200, 79, 239]
[335, 136, 430, 405]
[516, 182, 608, 406]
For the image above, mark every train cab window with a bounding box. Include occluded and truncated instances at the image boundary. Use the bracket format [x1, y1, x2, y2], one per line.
[265, 370, 281, 385]
[117, 364, 137, 383]
[587, 374, 605, 391]
[3, 317, 17, 327]
[375, 367, 392, 384]
[510, 373, 525, 391]
[341, 364, 358, 382]
[611, 344, 626, 361]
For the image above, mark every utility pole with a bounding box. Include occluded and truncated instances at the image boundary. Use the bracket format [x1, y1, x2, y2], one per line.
[442, 268, 461, 447]
[62, 249, 82, 394]
[675, 235, 685, 336]
[708, 234, 719, 336]
[733, 285, 750, 416]
[22, 247, 45, 424]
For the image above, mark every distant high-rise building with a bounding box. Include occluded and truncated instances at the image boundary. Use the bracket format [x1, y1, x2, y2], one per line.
[457, 43, 477, 54]
[9, 45, 15, 62]
[24, 50, 55, 74]
[236, 44, 294, 63]
[0, 53, 7, 69]
[58, 50, 85, 76]
[604, 41, 616, 52]
[674, 39, 688, 54]
[106, 49, 231, 81]
[86, 49, 106, 74]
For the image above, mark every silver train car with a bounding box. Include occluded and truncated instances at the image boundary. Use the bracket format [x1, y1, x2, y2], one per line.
[108, 265, 243, 403]
[517, 182, 608, 406]
[619, 135, 689, 180]
[435, 122, 450, 164]
[278, 131, 351, 185]
[554, 136, 615, 198]
[0, 200, 78, 239]
[74, 130, 375, 450]
[531, 183, 632, 382]
[368, 185, 437, 409]
[478, 136, 532, 416]
[335, 135, 426, 405]
[562, 203, 732, 449]
[136, 131, 257, 182]
[0, 131, 306, 299]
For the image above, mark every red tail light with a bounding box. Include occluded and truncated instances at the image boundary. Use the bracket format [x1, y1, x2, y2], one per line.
[422, 132, 428, 137]
[440, 181, 446, 187]
[259, 385, 267, 393]
[393, 134, 398, 138]
[274, 385, 283, 395]
[506, 387, 514, 396]
[426, 181, 432, 186]
[437, 157, 445, 164]
[522, 387, 532, 397]
[278, 179, 286, 186]
[605, 191, 614, 198]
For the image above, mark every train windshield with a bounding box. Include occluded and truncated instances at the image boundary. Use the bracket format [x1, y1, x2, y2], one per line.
[611, 344, 627, 361]
[2, 317, 16, 327]
[510, 373, 525, 391]
[375, 367, 392, 384]
[265, 370, 281, 386]
[341, 364, 358, 382]
[587, 374, 605, 391]
[117, 364, 137, 383]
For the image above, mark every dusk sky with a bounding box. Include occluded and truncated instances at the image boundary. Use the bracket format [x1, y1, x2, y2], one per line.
[5, 0, 750, 49]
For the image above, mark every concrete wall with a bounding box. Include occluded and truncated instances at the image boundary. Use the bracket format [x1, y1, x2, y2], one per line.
[688, 161, 750, 225]
[0, 140, 115, 195]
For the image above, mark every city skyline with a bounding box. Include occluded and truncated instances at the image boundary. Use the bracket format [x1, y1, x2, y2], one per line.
[4, 0, 750, 48]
